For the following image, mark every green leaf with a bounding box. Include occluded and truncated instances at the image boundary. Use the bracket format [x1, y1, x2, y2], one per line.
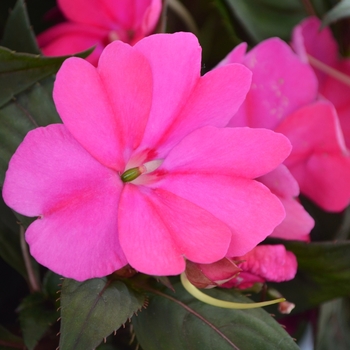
[322, 0, 350, 27]
[1, 0, 40, 54]
[0, 75, 60, 185]
[18, 292, 58, 350]
[0, 324, 24, 350]
[59, 278, 145, 350]
[132, 280, 298, 350]
[270, 240, 350, 313]
[316, 298, 350, 350]
[223, 0, 306, 42]
[0, 194, 26, 278]
[0, 48, 71, 108]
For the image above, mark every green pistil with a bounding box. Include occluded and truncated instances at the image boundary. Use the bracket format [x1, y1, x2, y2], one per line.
[121, 167, 143, 183]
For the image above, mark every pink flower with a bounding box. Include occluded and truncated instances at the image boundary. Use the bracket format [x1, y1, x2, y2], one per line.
[185, 245, 297, 290]
[292, 16, 350, 149]
[3, 33, 291, 281]
[226, 245, 298, 290]
[37, 0, 162, 65]
[222, 38, 350, 212]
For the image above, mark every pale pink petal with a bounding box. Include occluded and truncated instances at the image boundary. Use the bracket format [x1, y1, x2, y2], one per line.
[118, 185, 231, 275]
[97, 41, 153, 161]
[276, 101, 350, 211]
[2, 125, 126, 280]
[270, 197, 313, 241]
[160, 126, 292, 179]
[134, 33, 201, 151]
[258, 165, 313, 241]
[37, 22, 107, 65]
[155, 173, 285, 257]
[258, 165, 299, 198]
[58, 0, 116, 28]
[228, 38, 318, 130]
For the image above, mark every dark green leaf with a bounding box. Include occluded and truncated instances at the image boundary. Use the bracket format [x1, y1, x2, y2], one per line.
[132, 280, 298, 350]
[0, 194, 26, 278]
[270, 240, 350, 313]
[43, 270, 63, 299]
[0, 45, 93, 108]
[18, 292, 58, 350]
[59, 278, 145, 350]
[1, 0, 40, 54]
[0, 75, 60, 185]
[322, 0, 350, 27]
[223, 0, 306, 42]
[0, 324, 24, 350]
[316, 297, 350, 350]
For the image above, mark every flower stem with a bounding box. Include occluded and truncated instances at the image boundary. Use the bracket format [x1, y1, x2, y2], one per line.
[307, 54, 350, 87]
[20, 225, 40, 292]
[180, 272, 285, 309]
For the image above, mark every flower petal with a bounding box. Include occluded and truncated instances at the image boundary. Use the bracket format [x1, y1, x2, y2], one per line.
[3, 125, 126, 280]
[228, 38, 318, 130]
[276, 101, 350, 211]
[37, 22, 106, 65]
[224, 245, 297, 289]
[160, 126, 291, 179]
[134, 32, 202, 152]
[154, 64, 252, 156]
[258, 165, 313, 241]
[118, 185, 232, 275]
[53, 41, 153, 170]
[58, 0, 116, 28]
[97, 41, 153, 160]
[155, 173, 285, 257]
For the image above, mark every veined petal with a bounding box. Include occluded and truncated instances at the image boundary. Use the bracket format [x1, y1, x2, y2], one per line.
[54, 58, 122, 170]
[159, 127, 291, 179]
[228, 38, 318, 130]
[154, 64, 252, 156]
[134, 33, 201, 150]
[154, 173, 286, 257]
[3, 125, 126, 280]
[276, 101, 350, 211]
[118, 185, 231, 275]
[97, 41, 153, 160]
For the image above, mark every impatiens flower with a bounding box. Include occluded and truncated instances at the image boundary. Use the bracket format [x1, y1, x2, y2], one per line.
[222, 38, 350, 212]
[292, 16, 350, 149]
[185, 245, 297, 290]
[3, 33, 292, 281]
[224, 245, 298, 290]
[37, 0, 162, 65]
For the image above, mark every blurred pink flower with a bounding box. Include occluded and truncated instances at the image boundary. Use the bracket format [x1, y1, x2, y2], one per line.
[186, 245, 297, 290]
[292, 16, 350, 149]
[3, 33, 291, 281]
[37, 0, 162, 65]
[221, 38, 350, 212]
[226, 245, 297, 290]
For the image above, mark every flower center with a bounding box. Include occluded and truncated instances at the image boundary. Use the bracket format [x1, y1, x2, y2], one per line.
[121, 159, 163, 183]
[121, 166, 145, 183]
